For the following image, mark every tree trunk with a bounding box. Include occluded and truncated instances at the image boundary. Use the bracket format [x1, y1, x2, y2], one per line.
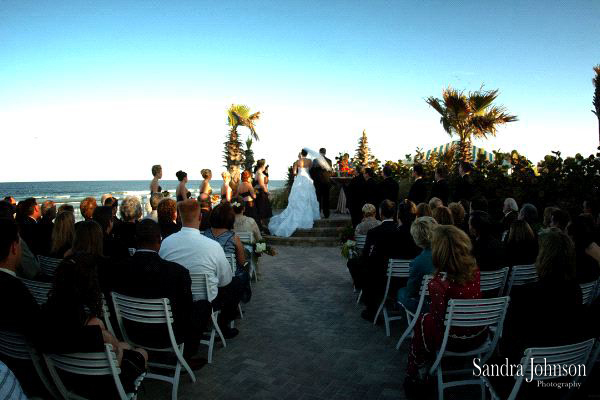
[225, 127, 243, 193]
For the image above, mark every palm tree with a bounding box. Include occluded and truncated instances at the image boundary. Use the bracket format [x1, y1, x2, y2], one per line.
[592, 65, 600, 143]
[223, 104, 261, 190]
[426, 86, 517, 166]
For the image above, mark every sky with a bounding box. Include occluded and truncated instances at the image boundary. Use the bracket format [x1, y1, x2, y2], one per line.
[1, 0, 599, 181]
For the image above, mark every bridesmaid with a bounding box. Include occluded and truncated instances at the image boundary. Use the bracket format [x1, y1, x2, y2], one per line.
[221, 171, 233, 203]
[150, 165, 162, 194]
[200, 169, 212, 201]
[175, 170, 191, 202]
[254, 159, 272, 231]
[238, 170, 257, 221]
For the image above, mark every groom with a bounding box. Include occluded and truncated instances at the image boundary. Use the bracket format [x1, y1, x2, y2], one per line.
[310, 148, 333, 219]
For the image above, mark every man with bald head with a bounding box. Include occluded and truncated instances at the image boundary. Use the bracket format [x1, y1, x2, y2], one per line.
[159, 199, 241, 339]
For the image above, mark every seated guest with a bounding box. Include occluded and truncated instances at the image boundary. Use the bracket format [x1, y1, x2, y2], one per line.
[79, 197, 97, 222]
[355, 203, 381, 236]
[408, 164, 427, 205]
[157, 198, 180, 239]
[356, 200, 420, 321]
[519, 203, 542, 233]
[143, 193, 162, 223]
[470, 195, 488, 213]
[448, 202, 467, 233]
[379, 165, 399, 203]
[430, 165, 449, 205]
[103, 197, 121, 229]
[203, 203, 251, 303]
[499, 230, 591, 398]
[112, 220, 205, 366]
[38, 200, 56, 255]
[583, 199, 599, 227]
[113, 196, 142, 250]
[549, 208, 570, 232]
[0, 361, 27, 399]
[40, 200, 56, 224]
[100, 193, 112, 207]
[159, 199, 241, 338]
[405, 225, 483, 394]
[416, 202, 432, 218]
[15, 198, 43, 256]
[428, 197, 442, 210]
[49, 210, 75, 258]
[567, 215, 600, 283]
[501, 198, 519, 235]
[3, 196, 16, 215]
[42, 253, 147, 396]
[469, 210, 506, 271]
[232, 197, 262, 243]
[93, 206, 128, 260]
[0, 219, 41, 341]
[431, 206, 453, 225]
[0, 201, 14, 219]
[397, 216, 437, 313]
[505, 220, 538, 266]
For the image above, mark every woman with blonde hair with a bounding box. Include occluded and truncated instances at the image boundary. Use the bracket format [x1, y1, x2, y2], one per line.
[50, 211, 75, 258]
[405, 225, 483, 393]
[354, 203, 381, 235]
[221, 171, 233, 203]
[150, 164, 162, 194]
[200, 169, 213, 199]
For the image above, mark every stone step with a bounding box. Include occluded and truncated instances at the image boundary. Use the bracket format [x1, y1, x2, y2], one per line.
[292, 227, 344, 237]
[264, 235, 340, 247]
[313, 218, 351, 228]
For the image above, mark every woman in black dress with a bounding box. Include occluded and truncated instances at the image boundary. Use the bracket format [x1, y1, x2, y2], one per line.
[150, 164, 162, 194]
[254, 159, 272, 230]
[238, 170, 258, 222]
[175, 170, 191, 202]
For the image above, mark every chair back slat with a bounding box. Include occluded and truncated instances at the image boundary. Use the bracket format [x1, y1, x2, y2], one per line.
[21, 278, 52, 305]
[506, 264, 538, 294]
[481, 267, 509, 296]
[0, 330, 29, 360]
[388, 259, 411, 278]
[226, 253, 236, 273]
[445, 297, 510, 328]
[190, 273, 211, 301]
[580, 281, 597, 305]
[111, 292, 173, 325]
[38, 256, 62, 277]
[520, 340, 595, 381]
[354, 235, 367, 252]
[236, 232, 253, 244]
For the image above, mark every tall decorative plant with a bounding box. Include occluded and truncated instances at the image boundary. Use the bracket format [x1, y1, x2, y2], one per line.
[224, 104, 260, 190]
[592, 65, 600, 143]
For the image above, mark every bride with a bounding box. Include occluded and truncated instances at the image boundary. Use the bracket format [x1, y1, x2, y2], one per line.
[268, 149, 321, 237]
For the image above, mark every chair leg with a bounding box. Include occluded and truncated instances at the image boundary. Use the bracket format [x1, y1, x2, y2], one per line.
[356, 290, 362, 305]
[212, 312, 226, 348]
[373, 301, 385, 325]
[238, 303, 244, 319]
[172, 359, 182, 400]
[437, 366, 444, 400]
[207, 328, 215, 364]
[383, 308, 390, 337]
[174, 343, 196, 383]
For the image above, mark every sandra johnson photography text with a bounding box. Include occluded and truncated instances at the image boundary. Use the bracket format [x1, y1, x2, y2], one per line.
[473, 357, 587, 384]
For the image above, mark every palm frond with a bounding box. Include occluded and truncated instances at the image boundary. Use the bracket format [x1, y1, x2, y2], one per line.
[469, 88, 499, 115]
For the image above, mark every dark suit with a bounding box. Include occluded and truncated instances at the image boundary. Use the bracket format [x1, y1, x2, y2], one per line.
[310, 156, 333, 218]
[38, 218, 54, 256]
[379, 177, 399, 204]
[430, 179, 450, 205]
[110, 250, 201, 354]
[407, 178, 428, 205]
[454, 173, 475, 202]
[17, 217, 43, 256]
[351, 221, 421, 313]
[160, 221, 181, 239]
[113, 221, 137, 250]
[365, 178, 379, 211]
[473, 235, 506, 271]
[347, 174, 367, 227]
[0, 271, 42, 342]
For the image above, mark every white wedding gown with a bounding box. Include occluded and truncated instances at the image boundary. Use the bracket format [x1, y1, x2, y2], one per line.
[268, 167, 320, 237]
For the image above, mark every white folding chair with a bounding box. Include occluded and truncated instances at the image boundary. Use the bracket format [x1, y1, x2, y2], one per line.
[20, 278, 52, 305]
[482, 339, 595, 400]
[128, 248, 136, 256]
[236, 231, 258, 282]
[480, 267, 509, 297]
[225, 253, 243, 323]
[354, 235, 367, 257]
[38, 256, 62, 278]
[373, 259, 411, 336]
[580, 280, 598, 305]
[44, 343, 145, 400]
[111, 293, 196, 400]
[100, 294, 116, 338]
[430, 296, 510, 400]
[396, 274, 433, 350]
[189, 273, 227, 363]
[505, 264, 537, 295]
[0, 329, 60, 399]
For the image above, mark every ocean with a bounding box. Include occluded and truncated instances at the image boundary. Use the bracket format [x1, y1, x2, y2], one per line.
[0, 180, 286, 219]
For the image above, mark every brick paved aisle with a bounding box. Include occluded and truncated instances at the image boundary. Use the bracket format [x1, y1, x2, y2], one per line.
[141, 245, 408, 400]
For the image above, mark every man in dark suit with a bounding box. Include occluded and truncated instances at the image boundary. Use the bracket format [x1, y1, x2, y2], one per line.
[353, 200, 421, 321]
[15, 198, 43, 256]
[347, 167, 367, 227]
[430, 164, 450, 205]
[364, 167, 379, 212]
[469, 211, 506, 271]
[407, 164, 428, 205]
[0, 219, 41, 340]
[111, 220, 206, 367]
[379, 165, 399, 204]
[310, 148, 333, 219]
[38, 200, 56, 256]
[454, 161, 475, 202]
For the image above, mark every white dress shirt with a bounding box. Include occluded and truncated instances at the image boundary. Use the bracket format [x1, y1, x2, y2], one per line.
[159, 227, 232, 302]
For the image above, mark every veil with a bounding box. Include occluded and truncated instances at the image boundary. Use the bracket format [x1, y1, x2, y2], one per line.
[303, 148, 332, 171]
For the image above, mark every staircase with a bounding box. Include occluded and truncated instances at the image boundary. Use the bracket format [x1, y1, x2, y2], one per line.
[264, 213, 351, 247]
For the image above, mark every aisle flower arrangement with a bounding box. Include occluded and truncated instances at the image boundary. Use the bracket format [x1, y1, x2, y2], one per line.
[254, 239, 277, 256]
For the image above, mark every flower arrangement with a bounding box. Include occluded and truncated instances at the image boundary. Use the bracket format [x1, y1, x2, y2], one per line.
[335, 153, 355, 177]
[341, 239, 358, 260]
[254, 239, 276, 256]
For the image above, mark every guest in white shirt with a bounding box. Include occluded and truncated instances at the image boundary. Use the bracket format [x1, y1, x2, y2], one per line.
[159, 199, 241, 338]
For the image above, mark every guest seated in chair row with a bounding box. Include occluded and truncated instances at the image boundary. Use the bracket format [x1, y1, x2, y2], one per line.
[354, 203, 381, 236]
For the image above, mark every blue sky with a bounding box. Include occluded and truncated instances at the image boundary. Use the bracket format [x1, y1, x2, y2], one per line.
[1, 0, 599, 181]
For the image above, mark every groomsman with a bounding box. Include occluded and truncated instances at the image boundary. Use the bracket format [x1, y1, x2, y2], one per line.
[407, 164, 427, 205]
[379, 165, 399, 203]
[430, 165, 449, 205]
[347, 167, 366, 227]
